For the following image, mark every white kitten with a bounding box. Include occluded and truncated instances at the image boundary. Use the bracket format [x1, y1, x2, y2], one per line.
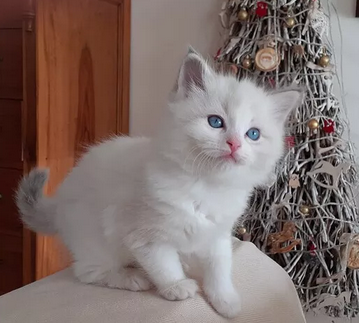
[16, 49, 303, 318]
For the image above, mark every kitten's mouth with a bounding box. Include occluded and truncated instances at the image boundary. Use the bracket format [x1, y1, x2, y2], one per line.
[220, 152, 247, 165]
[223, 153, 239, 163]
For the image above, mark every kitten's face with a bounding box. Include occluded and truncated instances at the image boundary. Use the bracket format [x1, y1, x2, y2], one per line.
[166, 49, 303, 182]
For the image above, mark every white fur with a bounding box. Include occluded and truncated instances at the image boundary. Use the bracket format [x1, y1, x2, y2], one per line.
[16, 50, 303, 318]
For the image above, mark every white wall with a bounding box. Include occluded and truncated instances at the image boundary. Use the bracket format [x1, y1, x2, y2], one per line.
[130, 0, 222, 136]
[329, 0, 359, 149]
[130, 1, 359, 322]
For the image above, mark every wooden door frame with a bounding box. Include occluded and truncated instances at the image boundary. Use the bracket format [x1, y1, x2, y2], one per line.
[22, 0, 37, 285]
[22, 0, 131, 283]
[116, 0, 131, 134]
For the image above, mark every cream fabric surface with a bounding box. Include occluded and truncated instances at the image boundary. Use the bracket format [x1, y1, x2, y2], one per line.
[0, 240, 306, 323]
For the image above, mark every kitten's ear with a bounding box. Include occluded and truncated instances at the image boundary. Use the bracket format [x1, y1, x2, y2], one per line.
[270, 88, 305, 122]
[175, 48, 215, 97]
[187, 45, 199, 55]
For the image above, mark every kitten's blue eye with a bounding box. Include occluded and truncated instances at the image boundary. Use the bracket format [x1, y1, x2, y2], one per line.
[208, 115, 224, 128]
[246, 128, 260, 141]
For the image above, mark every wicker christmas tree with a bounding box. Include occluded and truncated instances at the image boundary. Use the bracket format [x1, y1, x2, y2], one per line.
[216, 0, 359, 318]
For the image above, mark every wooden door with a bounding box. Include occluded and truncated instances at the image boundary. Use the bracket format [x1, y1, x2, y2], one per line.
[0, 29, 23, 100]
[0, 168, 23, 294]
[0, 1, 28, 293]
[36, 0, 130, 279]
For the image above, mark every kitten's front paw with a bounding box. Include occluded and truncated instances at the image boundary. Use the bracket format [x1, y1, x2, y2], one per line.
[159, 278, 198, 301]
[206, 288, 241, 319]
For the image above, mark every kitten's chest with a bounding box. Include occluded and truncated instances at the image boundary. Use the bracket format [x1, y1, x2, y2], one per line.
[175, 185, 248, 254]
[191, 184, 248, 225]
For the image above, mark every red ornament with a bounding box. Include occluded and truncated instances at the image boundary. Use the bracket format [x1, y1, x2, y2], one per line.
[323, 119, 335, 134]
[285, 136, 295, 148]
[256, 2, 268, 17]
[268, 78, 276, 88]
[215, 47, 221, 60]
[308, 241, 317, 256]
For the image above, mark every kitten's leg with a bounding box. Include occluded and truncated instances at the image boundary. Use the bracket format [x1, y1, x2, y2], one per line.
[102, 268, 152, 291]
[73, 260, 151, 291]
[199, 235, 241, 318]
[131, 243, 198, 300]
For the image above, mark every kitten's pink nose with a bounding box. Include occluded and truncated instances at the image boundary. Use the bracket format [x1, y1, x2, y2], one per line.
[226, 139, 241, 153]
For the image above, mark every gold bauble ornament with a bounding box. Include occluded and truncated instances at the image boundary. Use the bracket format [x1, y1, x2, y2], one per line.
[348, 238, 359, 269]
[242, 56, 252, 69]
[238, 227, 247, 235]
[307, 118, 319, 130]
[237, 8, 249, 21]
[285, 16, 295, 28]
[318, 55, 330, 68]
[299, 205, 310, 215]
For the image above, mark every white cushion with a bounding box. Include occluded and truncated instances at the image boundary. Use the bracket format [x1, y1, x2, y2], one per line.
[0, 239, 306, 323]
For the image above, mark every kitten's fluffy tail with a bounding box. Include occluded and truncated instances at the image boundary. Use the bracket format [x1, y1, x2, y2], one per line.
[15, 168, 57, 234]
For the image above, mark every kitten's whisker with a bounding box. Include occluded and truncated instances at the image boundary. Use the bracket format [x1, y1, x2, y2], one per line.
[192, 151, 208, 176]
[183, 145, 201, 170]
[196, 153, 208, 177]
[199, 154, 211, 176]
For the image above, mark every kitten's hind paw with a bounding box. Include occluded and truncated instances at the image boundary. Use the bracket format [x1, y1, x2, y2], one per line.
[105, 268, 152, 291]
[159, 278, 198, 301]
[122, 268, 152, 291]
